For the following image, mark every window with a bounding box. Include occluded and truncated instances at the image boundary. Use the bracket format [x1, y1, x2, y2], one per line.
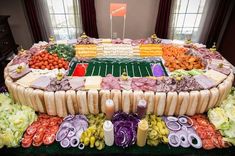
[168, 0, 206, 42]
[46, 0, 82, 40]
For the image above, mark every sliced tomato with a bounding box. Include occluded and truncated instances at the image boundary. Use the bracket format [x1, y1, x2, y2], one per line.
[22, 136, 33, 145]
[41, 120, 49, 127]
[36, 126, 47, 134]
[49, 125, 59, 134]
[39, 114, 50, 119]
[23, 133, 34, 139]
[32, 141, 43, 147]
[49, 120, 57, 127]
[31, 122, 41, 128]
[26, 126, 37, 135]
[43, 133, 55, 145]
[33, 132, 44, 143]
[22, 142, 31, 148]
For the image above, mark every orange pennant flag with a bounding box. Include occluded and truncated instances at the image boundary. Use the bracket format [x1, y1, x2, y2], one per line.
[110, 3, 127, 16]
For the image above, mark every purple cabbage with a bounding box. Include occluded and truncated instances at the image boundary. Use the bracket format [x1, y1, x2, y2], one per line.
[112, 112, 140, 148]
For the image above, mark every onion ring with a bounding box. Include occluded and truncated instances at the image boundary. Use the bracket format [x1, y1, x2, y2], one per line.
[166, 121, 181, 131]
[188, 133, 202, 149]
[167, 116, 178, 122]
[178, 115, 193, 128]
[78, 143, 85, 150]
[60, 138, 70, 148]
[179, 134, 190, 148]
[168, 133, 181, 147]
[70, 136, 80, 147]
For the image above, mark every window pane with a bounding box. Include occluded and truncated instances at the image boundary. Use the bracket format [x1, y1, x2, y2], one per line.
[192, 28, 199, 41]
[66, 15, 75, 27]
[68, 28, 76, 39]
[176, 14, 185, 27]
[64, 0, 74, 13]
[184, 14, 197, 27]
[54, 15, 67, 27]
[54, 28, 69, 40]
[199, 0, 206, 13]
[51, 0, 64, 13]
[187, 0, 200, 13]
[174, 28, 183, 40]
[195, 14, 202, 27]
[179, 0, 188, 13]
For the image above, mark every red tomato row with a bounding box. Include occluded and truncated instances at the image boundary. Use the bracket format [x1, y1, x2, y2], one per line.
[21, 114, 62, 148]
[191, 115, 230, 150]
[29, 51, 69, 70]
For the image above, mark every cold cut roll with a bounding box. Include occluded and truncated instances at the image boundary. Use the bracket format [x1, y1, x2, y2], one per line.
[164, 92, 178, 116]
[154, 92, 166, 116]
[34, 89, 46, 113]
[44, 91, 57, 116]
[133, 90, 144, 113]
[197, 90, 210, 114]
[207, 87, 219, 111]
[88, 89, 99, 114]
[122, 90, 133, 114]
[66, 90, 78, 115]
[111, 89, 122, 112]
[55, 91, 67, 117]
[77, 91, 89, 114]
[175, 92, 189, 116]
[186, 91, 199, 116]
[144, 91, 154, 114]
[100, 90, 111, 113]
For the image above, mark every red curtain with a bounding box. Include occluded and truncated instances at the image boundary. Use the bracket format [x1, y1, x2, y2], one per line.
[155, 0, 172, 39]
[80, 0, 99, 38]
[24, 0, 43, 42]
[206, 0, 234, 48]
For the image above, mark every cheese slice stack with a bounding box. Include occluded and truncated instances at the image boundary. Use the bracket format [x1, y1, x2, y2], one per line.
[85, 76, 102, 90]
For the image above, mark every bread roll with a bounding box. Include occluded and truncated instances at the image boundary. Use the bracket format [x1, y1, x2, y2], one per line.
[186, 91, 199, 116]
[28, 88, 39, 111]
[207, 87, 219, 111]
[175, 92, 189, 116]
[197, 90, 210, 114]
[55, 91, 67, 117]
[17, 85, 27, 106]
[164, 92, 178, 116]
[216, 82, 226, 106]
[133, 90, 144, 113]
[4, 66, 8, 79]
[44, 91, 57, 115]
[34, 89, 46, 113]
[154, 92, 166, 116]
[122, 90, 133, 114]
[111, 89, 122, 112]
[65, 90, 77, 115]
[11, 83, 20, 104]
[24, 87, 34, 109]
[100, 90, 111, 113]
[88, 89, 99, 114]
[77, 91, 89, 114]
[5, 77, 12, 96]
[144, 91, 154, 114]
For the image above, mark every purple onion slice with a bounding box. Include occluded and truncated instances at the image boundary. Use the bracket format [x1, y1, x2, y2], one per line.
[60, 138, 70, 148]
